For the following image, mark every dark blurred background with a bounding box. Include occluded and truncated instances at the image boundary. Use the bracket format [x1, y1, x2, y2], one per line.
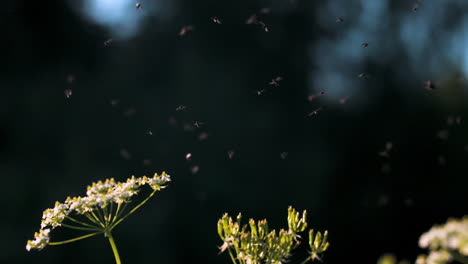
[2, 0, 468, 263]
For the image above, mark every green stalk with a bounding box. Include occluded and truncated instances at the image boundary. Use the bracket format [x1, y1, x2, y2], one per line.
[66, 216, 100, 229]
[227, 248, 239, 264]
[112, 203, 122, 224]
[93, 206, 106, 224]
[108, 202, 114, 224]
[84, 212, 103, 226]
[300, 256, 312, 264]
[49, 232, 102, 246]
[113, 203, 128, 224]
[111, 190, 157, 229]
[61, 223, 102, 232]
[106, 232, 121, 264]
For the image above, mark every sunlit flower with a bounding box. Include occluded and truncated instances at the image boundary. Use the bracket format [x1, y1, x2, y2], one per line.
[418, 216, 468, 264]
[26, 228, 50, 251]
[26, 172, 171, 253]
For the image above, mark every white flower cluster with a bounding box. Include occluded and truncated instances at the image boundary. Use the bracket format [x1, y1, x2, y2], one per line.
[417, 216, 468, 264]
[26, 172, 171, 251]
[416, 250, 452, 264]
[26, 228, 50, 251]
[41, 202, 69, 229]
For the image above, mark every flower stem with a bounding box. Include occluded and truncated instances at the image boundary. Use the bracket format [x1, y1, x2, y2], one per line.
[85, 211, 104, 227]
[62, 223, 101, 232]
[66, 216, 101, 229]
[106, 232, 122, 264]
[227, 248, 238, 264]
[93, 206, 106, 224]
[49, 232, 102, 245]
[111, 189, 157, 229]
[112, 203, 123, 224]
[108, 202, 114, 223]
[113, 203, 128, 224]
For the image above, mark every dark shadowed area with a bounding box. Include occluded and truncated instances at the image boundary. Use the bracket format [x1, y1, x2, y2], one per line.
[2, 0, 468, 263]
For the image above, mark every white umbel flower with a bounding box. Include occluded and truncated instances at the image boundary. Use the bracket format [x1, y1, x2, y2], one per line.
[41, 202, 69, 229]
[27, 172, 171, 251]
[418, 216, 468, 264]
[26, 228, 51, 251]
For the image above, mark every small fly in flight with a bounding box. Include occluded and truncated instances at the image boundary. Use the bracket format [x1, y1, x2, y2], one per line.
[269, 76, 283, 87]
[307, 107, 322, 117]
[179, 26, 194, 36]
[103, 38, 113, 47]
[211, 17, 222, 24]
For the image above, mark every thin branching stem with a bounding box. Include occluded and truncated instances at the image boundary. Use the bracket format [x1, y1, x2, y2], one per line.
[111, 190, 157, 229]
[227, 248, 239, 264]
[93, 206, 106, 224]
[66, 216, 100, 229]
[108, 202, 114, 224]
[111, 203, 122, 224]
[85, 212, 104, 227]
[49, 232, 102, 246]
[103, 203, 111, 225]
[61, 223, 102, 232]
[113, 203, 128, 225]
